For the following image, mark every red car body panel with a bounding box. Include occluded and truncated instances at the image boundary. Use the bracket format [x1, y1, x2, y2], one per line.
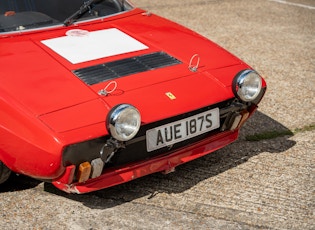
[0, 4, 266, 193]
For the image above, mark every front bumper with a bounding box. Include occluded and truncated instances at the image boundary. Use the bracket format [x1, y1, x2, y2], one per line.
[53, 129, 239, 194]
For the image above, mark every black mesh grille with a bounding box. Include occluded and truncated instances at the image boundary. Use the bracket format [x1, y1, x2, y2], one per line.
[73, 52, 182, 85]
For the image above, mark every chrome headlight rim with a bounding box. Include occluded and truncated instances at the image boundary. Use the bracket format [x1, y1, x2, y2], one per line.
[233, 69, 262, 102]
[107, 104, 141, 142]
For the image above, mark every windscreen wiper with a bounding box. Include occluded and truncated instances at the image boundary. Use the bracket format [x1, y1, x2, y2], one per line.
[64, 0, 97, 26]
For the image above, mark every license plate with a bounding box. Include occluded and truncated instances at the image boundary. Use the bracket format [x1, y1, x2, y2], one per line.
[146, 108, 220, 152]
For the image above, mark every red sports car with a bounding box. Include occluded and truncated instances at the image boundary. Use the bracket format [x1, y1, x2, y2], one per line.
[0, 0, 266, 193]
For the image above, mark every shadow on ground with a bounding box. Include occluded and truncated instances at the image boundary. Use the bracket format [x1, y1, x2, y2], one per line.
[1, 111, 296, 209]
[0, 174, 41, 193]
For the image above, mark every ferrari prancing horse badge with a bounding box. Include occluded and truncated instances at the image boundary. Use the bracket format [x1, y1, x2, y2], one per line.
[166, 92, 176, 100]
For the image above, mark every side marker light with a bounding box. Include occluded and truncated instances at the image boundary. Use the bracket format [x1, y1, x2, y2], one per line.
[77, 162, 91, 183]
[91, 158, 104, 179]
[230, 114, 242, 131]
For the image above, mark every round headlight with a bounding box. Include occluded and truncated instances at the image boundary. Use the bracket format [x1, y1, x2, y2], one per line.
[233, 69, 262, 102]
[107, 104, 141, 141]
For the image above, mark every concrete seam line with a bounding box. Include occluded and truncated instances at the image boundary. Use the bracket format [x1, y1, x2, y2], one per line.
[268, 0, 315, 10]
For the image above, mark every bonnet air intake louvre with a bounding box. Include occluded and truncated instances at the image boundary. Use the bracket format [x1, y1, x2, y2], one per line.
[73, 52, 182, 85]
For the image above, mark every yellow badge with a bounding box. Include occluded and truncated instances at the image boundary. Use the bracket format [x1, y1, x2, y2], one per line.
[166, 92, 176, 100]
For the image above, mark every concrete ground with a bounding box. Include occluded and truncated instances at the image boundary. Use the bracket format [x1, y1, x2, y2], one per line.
[1, 0, 314, 229]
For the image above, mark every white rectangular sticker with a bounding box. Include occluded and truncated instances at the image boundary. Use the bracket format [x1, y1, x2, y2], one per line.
[146, 108, 220, 152]
[41, 28, 148, 64]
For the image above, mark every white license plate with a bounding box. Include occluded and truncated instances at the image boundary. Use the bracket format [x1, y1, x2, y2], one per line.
[146, 108, 220, 152]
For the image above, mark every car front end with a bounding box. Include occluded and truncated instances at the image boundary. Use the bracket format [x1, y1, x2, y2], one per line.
[0, 0, 266, 193]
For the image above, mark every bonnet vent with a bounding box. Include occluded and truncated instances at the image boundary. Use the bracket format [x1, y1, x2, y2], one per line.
[73, 52, 182, 85]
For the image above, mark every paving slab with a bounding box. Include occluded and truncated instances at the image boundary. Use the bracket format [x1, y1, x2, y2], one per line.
[1, 0, 314, 229]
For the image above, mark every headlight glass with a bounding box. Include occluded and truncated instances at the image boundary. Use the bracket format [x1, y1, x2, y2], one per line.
[107, 104, 141, 141]
[233, 70, 262, 102]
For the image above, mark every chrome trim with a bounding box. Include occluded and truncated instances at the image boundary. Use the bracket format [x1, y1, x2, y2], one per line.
[107, 104, 141, 142]
[233, 69, 262, 102]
